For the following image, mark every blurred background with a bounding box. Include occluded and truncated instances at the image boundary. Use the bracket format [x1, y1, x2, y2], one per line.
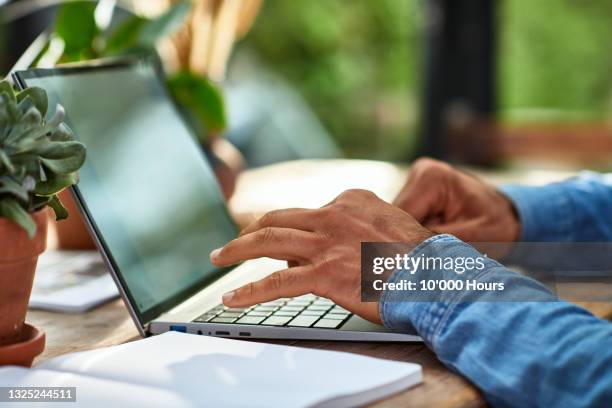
[2, 0, 612, 170]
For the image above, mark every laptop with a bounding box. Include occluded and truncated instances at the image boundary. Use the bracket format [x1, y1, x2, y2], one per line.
[13, 56, 420, 342]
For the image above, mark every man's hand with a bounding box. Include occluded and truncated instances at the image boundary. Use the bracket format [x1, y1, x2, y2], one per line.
[393, 158, 520, 242]
[211, 189, 433, 324]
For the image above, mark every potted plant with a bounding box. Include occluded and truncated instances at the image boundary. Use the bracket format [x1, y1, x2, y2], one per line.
[0, 80, 85, 366]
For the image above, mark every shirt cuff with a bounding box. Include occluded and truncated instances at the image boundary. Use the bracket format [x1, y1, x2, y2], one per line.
[379, 234, 480, 346]
[498, 183, 573, 242]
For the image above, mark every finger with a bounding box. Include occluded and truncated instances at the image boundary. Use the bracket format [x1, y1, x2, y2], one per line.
[394, 181, 441, 222]
[211, 228, 320, 266]
[239, 208, 322, 236]
[222, 266, 314, 307]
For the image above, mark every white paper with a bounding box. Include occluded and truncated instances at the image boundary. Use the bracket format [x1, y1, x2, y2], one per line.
[30, 251, 118, 313]
[39, 332, 421, 407]
[0, 367, 191, 408]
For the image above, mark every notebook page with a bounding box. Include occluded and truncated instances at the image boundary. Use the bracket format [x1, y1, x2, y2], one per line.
[40, 332, 421, 408]
[0, 366, 191, 408]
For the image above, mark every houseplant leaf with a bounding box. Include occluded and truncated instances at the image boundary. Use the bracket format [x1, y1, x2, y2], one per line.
[34, 173, 78, 196]
[137, 0, 192, 49]
[47, 195, 69, 220]
[55, 1, 99, 61]
[0, 198, 36, 238]
[35, 141, 87, 174]
[167, 71, 227, 140]
[105, 0, 191, 55]
[0, 176, 30, 202]
[104, 15, 148, 54]
[16, 88, 48, 118]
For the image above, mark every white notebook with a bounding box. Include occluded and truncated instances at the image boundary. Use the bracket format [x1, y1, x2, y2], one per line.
[0, 332, 422, 408]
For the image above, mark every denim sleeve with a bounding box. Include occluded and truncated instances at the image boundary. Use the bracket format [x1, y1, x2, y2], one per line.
[498, 172, 612, 242]
[381, 235, 612, 407]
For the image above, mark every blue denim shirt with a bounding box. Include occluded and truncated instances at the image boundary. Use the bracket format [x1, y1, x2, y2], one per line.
[380, 173, 612, 407]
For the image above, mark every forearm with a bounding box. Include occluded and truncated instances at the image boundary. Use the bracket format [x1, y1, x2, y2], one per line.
[381, 235, 612, 407]
[499, 172, 612, 242]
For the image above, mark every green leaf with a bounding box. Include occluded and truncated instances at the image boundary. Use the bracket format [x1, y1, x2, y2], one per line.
[47, 194, 69, 220]
[0, 198, 36, 238]
[137, 0, 192, 49]
[34, 173, 78, 196]
[55, 2, 99, 59]
[37, 141, 85, 174]
[17, 87, 48, 117]
[0, 176, 29, 202]
[0, 81, 16, 103]
[0, 149, 14, 173]
[104, 15, 148, 54]
[167, 72, 227, 140]
[35, 141, 86, 174]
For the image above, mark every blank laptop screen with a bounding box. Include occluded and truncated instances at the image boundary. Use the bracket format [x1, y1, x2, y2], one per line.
[17, 59, 239, 323]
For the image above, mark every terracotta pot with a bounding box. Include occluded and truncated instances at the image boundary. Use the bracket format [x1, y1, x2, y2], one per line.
[54, 189, 96, 250]
[0, 210, 47, 346]
[0, 324, 45, 367]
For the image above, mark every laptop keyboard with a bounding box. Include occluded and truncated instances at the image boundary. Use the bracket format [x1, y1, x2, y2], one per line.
[193, 294, 352, 329]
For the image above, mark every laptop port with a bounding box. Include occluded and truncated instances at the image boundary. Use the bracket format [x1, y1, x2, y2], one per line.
[215, 331, 230, 336]
[239, 332, 251, 337]
[169, 325, 187, 333]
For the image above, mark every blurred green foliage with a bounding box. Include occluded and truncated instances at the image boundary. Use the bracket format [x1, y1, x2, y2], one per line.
[242, 0, 612, 159]
[40, 0, 225, 139]
[500, 0, 612, 122]
[241, 0, 422, 160]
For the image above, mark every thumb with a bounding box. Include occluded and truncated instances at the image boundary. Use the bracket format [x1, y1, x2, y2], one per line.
[393, 182, 441, 223]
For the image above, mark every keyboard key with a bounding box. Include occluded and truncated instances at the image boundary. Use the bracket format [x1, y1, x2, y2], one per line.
[218, 312, 243, 318]
[262, 316, 293, 326]
[195, 314, 217, 322]
[314, 319, 343, 329]
[306, 305, 332, 311]
[260, 300, 286, 307]
[330, 306, 350, 314]
[279, 306, 304, 312]
[225, 307, 249, 313]
[324, 313, 347, 320]
[301, 310, 325, 316]
[253, 306, 278, 312]
[313, 298, 334, 306]
[211, 317, 237, 323]
[246, 310, 274, 317]
[236, 316, 266, 325]
[287, 315, 320, 327]
[273, 310, 300, 317]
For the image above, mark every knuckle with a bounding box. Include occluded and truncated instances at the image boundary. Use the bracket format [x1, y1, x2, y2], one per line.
[415, 157, 452, 177]
[258, 211, 276, 227]
[237, 282, 255, 300]
[268, 271, 284, 291]
[256, 227, 276, 244]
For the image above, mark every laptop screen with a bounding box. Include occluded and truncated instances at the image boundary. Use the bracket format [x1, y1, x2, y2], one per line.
[16, 58, 239, 325]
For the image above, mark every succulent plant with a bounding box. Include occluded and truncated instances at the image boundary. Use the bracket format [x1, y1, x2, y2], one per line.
[0, 80, 86, 237]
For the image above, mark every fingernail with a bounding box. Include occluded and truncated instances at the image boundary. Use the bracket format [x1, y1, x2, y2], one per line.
[222, 291, 235, 304]
[210, 247, 222, 262]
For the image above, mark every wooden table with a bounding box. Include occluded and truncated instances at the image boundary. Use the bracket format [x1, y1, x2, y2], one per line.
[27, 159, 612, 407]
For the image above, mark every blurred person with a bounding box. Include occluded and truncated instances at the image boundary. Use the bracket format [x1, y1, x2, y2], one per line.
[211, 158, 612, 406]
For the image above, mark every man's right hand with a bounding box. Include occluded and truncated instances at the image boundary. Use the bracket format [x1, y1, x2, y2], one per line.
[393, 158, 521, 243]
